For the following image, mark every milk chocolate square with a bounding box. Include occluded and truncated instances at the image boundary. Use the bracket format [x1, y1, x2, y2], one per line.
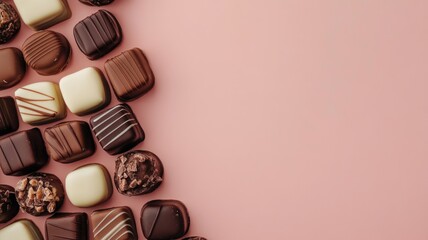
[46, 212, 88, 240]
[0, 97, 19, 136]
[91, 206, 137, 240]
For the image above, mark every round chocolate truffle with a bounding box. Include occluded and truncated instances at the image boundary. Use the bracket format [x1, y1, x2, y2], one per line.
[114, 150, 163, 196]
[15, 173, 65, 216]
[79, 0, 114, 6]
[22, 30, 71, 76]
[0, 184, 19, 223]
[0, 2, 20, 44]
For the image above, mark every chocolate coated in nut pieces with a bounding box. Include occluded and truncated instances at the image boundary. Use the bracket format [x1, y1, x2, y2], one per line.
[0, 1, 20, 44]
[79, 0, 114, 6]
[15, 173, 64, 216]
[114, 150, 164, 196]
[0, 184, 19, 223]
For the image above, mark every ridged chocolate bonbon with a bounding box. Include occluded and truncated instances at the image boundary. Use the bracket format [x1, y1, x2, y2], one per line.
[0, 2, 20, 44]
[0, 97, 19, 136]
[141, 200, 190, 240]
[15, 173, 65, 216]
[0, 128, 48, 176]
[90, 104, 144, 155]
[91, 206, 137, 240]
[46, 212, 88, 240]
[74, 10, 122, 60]
[0, 184, 19, 223]
[114, 150, 163, 196]
[105, 48, 155, 101]
[0, 47, 26, 89]
[22, 30, 71, 76]
[44, 121, 95, 163]
[79, 0, 114, 6]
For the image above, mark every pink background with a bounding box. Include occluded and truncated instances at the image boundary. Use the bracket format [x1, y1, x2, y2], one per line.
[1, 0, 428, 239]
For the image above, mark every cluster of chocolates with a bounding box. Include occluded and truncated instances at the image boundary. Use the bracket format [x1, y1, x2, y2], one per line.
[0, 0, 206, 239]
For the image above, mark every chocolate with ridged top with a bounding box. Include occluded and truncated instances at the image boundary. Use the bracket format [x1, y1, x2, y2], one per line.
[0, 97, 19, 136]
[114, 150, 163, 196]
[0, 185, 19, 223]
[141, 200, 190, 240]
[105, 48, 155, 101]
[46, 212, 88, 240]
[79, 0, 114, 6]
[0, 128, 48, 176]
[182, 237, 208, 240]
[73, 10, 122, 60]
[44, 121, 95, 163]
[91, 206, 137, 240]
[0, 2, 20, 44]
[15, 173, 65, 216]
[22, 30, 71, 76]
[0, 47, 26, 89]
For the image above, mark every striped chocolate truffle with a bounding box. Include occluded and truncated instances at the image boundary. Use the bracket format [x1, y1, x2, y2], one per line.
[91, 206, 137, 240]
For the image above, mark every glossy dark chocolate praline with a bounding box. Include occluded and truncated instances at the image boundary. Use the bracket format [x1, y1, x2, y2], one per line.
[0, 47, 26, 89]
[79, 0, 114, 6]
[0, 2, 20, 44]
[46, 212, 88, 240]
[0, 97, 19, 136]
[0, 184, 19, 223]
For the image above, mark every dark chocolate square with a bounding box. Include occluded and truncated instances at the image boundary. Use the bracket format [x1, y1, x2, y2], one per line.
[0, 48, 26, 90]
[91, 206, 137, 240]
[105, 48, 155, 102]
[0, 128, 48, 176]
[141, 200, 190, 240]
[73, 10, 122, 60]
[44, 121, 95, 163]
[0, 97, 19, 136]
[46, 212, 88, 240]
[89, 104, 144, 155]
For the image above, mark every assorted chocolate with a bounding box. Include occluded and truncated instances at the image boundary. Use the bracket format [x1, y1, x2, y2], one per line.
[15, 173, 65, 216]
[22, 30, 71, 76]
[59, 67, 111, 116]
[0, 219, 43, 239]
[141, 200, 190, 240]
[13, 0, 71, 31]
[0, 185, 19, 223]
[79, 0, 115, 6]
[0, 47, 26, 89]
[0, 2, 20, 44]
[114, 150, 163, 196]
[74, 10, 122, 60]
[15, 82, 67, 125]
[91, 206, 137, 240]
[0, 128, 48, 176]
[0, 97, 19, 136]
[65, 164, 113, 208]
[90, 104, 145, 155]
[46, 212, 88, 240]
[105, 48, 155, 101]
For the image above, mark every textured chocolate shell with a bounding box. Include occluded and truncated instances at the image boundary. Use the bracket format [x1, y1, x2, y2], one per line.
[0, 2, 20, 44]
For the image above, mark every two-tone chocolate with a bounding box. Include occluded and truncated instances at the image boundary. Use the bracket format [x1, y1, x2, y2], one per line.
[91, 206, 137, 240]
[79, 0, 114, 6]
[44, 121, 95, 163]
[141, 200, 190, 240]
[74, 10, 122, 60]
[105, 48, 155, 101]
[15, 173, 64, 216]
[90, 104, 145, 155]
[0, 97, 19, 136]
[0, 128, 48, 176]
[114, 150, 163, 196]
[46, 212, 88, 240]
[0, 2, 20, 44]
[0, 47, 26, 89]
[0, 185, 19, 223]
[22, 30, 71, 76]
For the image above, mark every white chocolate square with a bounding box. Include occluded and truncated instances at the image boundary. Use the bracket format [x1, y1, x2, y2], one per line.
[14, 0, 71, 31]
[15, 82, 66, 125]
[0, 219, 43, 240]
[65, 164, 112, 207]
[60, 67, 110, 116]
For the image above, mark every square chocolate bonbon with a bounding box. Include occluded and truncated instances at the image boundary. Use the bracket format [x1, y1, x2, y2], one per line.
[0, 219, 43, 239]
[46, 212, 88, 240]
[0, 96, 19, 136]
[91, 206, 137, 240]
[0, 47, 26, 89]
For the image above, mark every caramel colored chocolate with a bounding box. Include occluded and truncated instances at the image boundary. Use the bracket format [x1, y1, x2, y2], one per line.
[0, 97, 19, 136]
[0, 2, 20, 44]
[0, 47, 26, 89]
[46, 212, 88, 240]
[105, 48, 155, 101]
[114, 150, 163, 196]
[22, 30, 71, 76]
[74, 10, 122, 60]
[141, 200, 190, 240]
[0, 185, 19, 223]
[44, 121, 95, 163]
[91, 206, 137, 240]
[15, 173, 65, 216]
[79, 0, 114, 6]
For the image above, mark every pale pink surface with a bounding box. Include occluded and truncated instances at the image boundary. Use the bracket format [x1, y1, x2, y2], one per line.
[1, 0, 428, 239]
